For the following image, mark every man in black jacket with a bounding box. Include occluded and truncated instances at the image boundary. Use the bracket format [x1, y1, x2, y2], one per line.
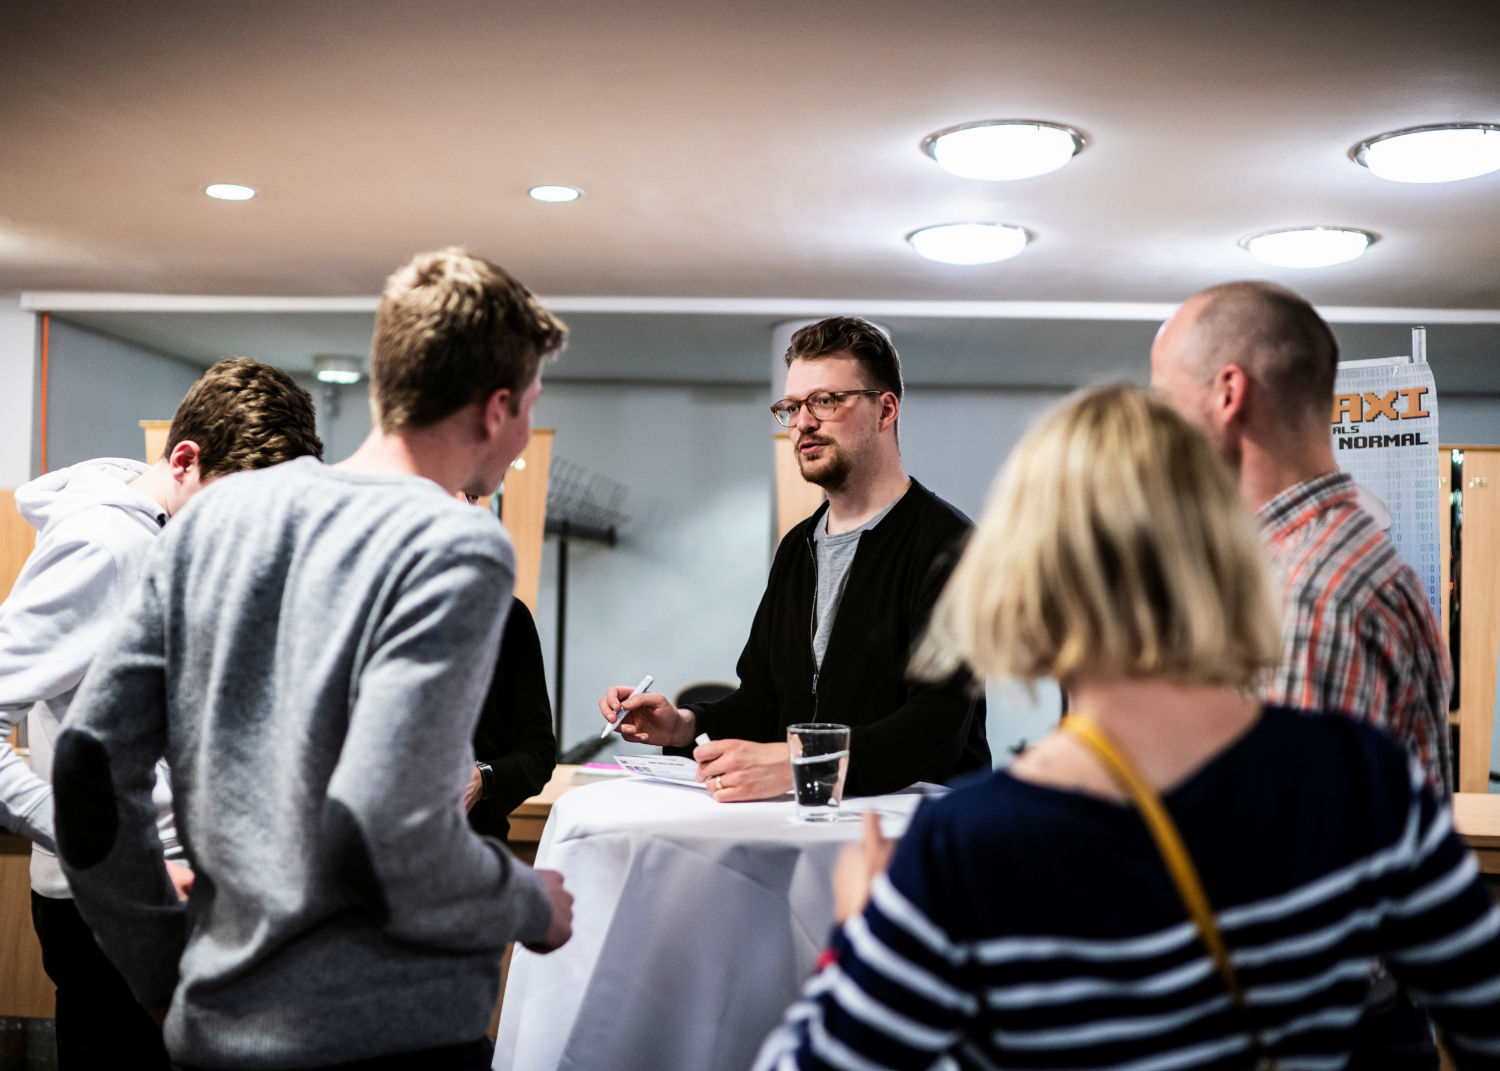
[465, 596, 556, 842]
[598, 317, 989, 799]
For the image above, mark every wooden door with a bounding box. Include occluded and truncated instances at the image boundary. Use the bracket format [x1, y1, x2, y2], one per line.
[500, 429, 553, 611]
[774, 433, 824, 541]
[141, 419, 171, 463]
[1457, 447, 1500, 793]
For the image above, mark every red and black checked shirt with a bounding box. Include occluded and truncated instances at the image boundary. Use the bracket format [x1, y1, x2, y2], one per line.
[1259, 471, 1453, 796]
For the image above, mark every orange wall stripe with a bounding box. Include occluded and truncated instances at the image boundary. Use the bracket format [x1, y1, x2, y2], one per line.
[38, 312, 49, 474]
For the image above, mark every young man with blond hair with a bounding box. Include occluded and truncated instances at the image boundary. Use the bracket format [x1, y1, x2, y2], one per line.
[54, 249, 573, 1071]
[0, 357, 323, 1069]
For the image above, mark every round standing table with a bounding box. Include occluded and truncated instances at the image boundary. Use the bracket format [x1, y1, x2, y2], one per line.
[493, 778, 922, 1071]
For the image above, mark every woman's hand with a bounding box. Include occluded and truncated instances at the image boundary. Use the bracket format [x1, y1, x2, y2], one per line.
[833, 812, 895, 923]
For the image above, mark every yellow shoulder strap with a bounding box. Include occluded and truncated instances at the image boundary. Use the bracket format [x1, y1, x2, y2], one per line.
[1059, 715, 1246, 1007]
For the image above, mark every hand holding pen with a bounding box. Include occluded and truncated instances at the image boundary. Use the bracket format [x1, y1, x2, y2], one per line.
[600, 674, 654, 738]
[596, 676, 698, 748]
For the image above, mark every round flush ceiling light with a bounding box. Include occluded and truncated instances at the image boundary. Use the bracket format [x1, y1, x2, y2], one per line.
[920, 120, 1085, 180]
[1239, 227, 1376, 269]
[528, 184, 583, 203]
[204, 183, 256, 201]
[1352, 123, 1500, 183]
[907, 222, 1031, 265]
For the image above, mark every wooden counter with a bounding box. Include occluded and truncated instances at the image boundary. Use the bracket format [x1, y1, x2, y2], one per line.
[506, 764, 602, 864]
[1454, 792, 1500, 875]
[506, 764, 588, 846]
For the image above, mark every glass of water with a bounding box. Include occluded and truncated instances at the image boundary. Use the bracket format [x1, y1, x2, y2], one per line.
[787, 723, 850, 822]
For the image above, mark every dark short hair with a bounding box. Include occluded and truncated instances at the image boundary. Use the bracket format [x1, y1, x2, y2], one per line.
[372, 248, 568, 431]
[784, 317, 903, 399]
[1193, 281, 1339, 423]
[165, 358, 323, 479]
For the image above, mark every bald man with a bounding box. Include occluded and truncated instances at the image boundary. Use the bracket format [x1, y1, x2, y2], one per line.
[1151, 281, 1451, 795]
[1152, 281, 1452, 1069]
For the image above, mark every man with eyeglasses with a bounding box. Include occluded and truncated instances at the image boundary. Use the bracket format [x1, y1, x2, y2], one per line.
[599, 316, 989, 800]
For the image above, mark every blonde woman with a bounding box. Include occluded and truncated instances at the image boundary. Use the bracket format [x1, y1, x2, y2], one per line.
[756, 385, 1500, 1070]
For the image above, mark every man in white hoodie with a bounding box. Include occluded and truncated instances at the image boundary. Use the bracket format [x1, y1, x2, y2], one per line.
[0, 357, 322, 1069]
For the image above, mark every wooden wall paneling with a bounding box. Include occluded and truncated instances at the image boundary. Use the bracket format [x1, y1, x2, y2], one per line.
[2, 495, 52, 1018]
[1440, 448, 1452, 650]
[500, 430, 553, 611]
[774, 433, 825, 541]
[140, 419, 171, 464]
[1, 490, 37, 603]
[1458, 447, 1500, 793]
[0, 835, 54, 1018]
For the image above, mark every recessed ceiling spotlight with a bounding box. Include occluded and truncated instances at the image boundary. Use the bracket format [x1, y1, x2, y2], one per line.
[204, 183, 256, 201]
[1239, 227, 1376, 269]
[920, 120, 1085, 180]
[528, 185, 583, 203]
[1352, 123, 1500, 183]
[907, 222, 1031, 265]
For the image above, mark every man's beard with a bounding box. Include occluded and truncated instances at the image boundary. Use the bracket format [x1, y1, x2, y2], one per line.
[797, 442, 850, 491]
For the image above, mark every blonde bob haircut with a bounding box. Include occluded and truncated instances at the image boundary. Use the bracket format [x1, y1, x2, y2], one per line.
[915, 385, 1280, 690]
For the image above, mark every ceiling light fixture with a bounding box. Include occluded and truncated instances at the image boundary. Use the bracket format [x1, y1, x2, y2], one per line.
[312, 354, 365, 385]
[1352, 123, 1500, 183]
[528, 185, 583, 203]
[204, 183, 256, 201]
[1239, 227, 1376, 269]
[920, 120, 1086, 180]
[906, 223, 1031, 265]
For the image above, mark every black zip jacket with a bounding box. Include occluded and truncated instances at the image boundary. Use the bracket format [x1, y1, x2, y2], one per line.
[691, 478, 989, 796]
[469, 597, 556, 842]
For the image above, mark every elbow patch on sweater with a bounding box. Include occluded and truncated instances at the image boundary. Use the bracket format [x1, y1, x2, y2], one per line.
[324, 800, 390, 924]
[52, 730, 118, 869]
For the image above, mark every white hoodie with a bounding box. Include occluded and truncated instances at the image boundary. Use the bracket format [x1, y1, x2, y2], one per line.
[0, 458, 182, 898]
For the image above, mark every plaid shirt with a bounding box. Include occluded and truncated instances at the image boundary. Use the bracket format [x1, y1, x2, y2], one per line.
[1259, 471, 1453, 796]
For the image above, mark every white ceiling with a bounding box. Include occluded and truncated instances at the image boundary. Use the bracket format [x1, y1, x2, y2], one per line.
[2, 0, 1499, 309]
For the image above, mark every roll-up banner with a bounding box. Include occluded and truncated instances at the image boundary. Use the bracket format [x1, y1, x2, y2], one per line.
[1330, 328, 1441, 625]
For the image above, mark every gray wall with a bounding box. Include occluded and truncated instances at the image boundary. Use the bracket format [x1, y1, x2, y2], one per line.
[45, 319, 202, 469]
[1439, 396, 1500, 446]
[43, 321, 368, 472]
[272, 373, 1075, 756]
[306, 379, 374, 460]
[515, 380, 1075, 755]
[0, 296, 38, 486]
[522, 381, 771, 752]
[30, 320, 1500, 764]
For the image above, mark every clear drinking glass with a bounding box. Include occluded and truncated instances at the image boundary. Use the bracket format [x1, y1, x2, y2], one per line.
[787, 723, 850, 822]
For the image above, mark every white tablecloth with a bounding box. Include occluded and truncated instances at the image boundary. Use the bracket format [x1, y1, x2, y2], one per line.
[493, 778, 922, 1071]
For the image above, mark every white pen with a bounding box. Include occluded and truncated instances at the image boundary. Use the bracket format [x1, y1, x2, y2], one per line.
[601, 674, 654, 738]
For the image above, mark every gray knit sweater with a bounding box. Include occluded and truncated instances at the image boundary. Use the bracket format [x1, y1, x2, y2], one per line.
[55, 457, 552, 1068]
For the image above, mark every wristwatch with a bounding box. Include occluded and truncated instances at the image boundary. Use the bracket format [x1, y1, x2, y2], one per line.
[474, 761, 495, 800]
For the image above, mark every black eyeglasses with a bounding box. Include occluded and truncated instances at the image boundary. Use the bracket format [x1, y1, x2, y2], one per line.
[770, 389, 883, 428]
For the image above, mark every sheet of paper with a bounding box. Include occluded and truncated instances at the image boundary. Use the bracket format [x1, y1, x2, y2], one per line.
[615, 754, 708, 789]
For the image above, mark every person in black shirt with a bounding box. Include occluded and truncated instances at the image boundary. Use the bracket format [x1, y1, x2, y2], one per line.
[466, 596, 556, 843]
[596, 317, 988, 799]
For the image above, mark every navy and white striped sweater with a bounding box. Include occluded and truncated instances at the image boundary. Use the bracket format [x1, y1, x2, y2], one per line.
[758, 706, 1500, 1070]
